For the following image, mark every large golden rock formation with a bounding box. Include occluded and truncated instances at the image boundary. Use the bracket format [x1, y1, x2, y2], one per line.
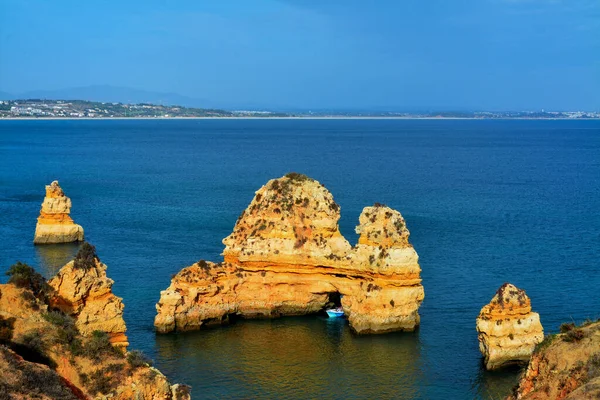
[507, 320, 600, 400]
[476, 283, 544, 370]
[0, 266, 190, 400]
[155, 173, 424, 334]
[34, 181, 84, 244]
[49, 245, 128, 348]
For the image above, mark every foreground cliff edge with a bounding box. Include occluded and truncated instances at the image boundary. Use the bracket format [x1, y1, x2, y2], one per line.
[507, 319, 600, 400]
[155, 173, 424, 334]
[0, 245, 190, 399]
[34, 180, 84, 244]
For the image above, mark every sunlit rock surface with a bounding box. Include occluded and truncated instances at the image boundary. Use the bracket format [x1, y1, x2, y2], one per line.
[155, 173, 424, 334]
[476, 283, 544, 370]
[49, 255, 129, 348]
[34, 181, 84, 244]
[0, 274, 190, 399]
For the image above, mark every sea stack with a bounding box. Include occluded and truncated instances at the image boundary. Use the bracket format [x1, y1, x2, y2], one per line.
[476, 283, 544, 370]
[155, 173, 424, 334]
[33, 180, 84, 244]
[49, 243, 128, 348]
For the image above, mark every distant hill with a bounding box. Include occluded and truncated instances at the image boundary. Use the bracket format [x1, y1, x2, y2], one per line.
[1, 85, 210, 108]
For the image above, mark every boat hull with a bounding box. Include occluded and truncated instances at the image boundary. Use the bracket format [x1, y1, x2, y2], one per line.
[326, 310, 345, 318]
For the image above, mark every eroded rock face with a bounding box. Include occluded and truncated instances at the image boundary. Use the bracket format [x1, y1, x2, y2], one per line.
[49, 258, 128, 348]
[476, 283, 544, 370]
[155, 173, 424, 334]
[0, 345, 81, 400]
[0, 282, 190, 400]
[34, 181, 84, 244]
[508, 321, 600, 400]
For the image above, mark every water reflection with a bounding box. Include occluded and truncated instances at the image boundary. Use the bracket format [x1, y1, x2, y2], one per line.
[34, 243, 80, 278]
[155, 316, 424, 399]
[472, 363, 521, 400]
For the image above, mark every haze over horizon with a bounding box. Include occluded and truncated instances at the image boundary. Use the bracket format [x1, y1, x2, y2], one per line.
[1, 0, 598, 111]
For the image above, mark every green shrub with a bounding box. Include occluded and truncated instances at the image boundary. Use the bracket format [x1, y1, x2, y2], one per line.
[0, 315, 16, 343]
[563, 328, 585, 343]
[78, 372, 89, 385]
[19, 331, 46, 354]
[285, 172, 310, 182]
[143, 369, 159, 382]
[6, 262, 51, 300]
[587, 353, 600, 380]
[42, 311, 81, 351]
[127, 350, 153, 369]
[13, 330, 55, 367]
[73, 242, 99, 270]
[81, 330, 122, 360]
[42, 310, 74, 328]
[559, 322, 575, 333]
[87, 369, 114, 395]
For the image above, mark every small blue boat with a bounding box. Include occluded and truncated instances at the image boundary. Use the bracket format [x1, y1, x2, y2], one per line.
[326, 307, 344, 318]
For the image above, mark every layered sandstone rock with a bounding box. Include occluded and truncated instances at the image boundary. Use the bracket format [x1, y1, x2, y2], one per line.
[508, 321, 600, 400]
[0, 269, 190, 399]
[476, 283, 544, 370]
[155, 173, 424, 334]
[49, 245, 128, 348]
[34, 181, 84, 244]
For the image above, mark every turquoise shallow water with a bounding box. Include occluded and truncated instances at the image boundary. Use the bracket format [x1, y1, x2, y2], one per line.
[0, 119, 599, 399]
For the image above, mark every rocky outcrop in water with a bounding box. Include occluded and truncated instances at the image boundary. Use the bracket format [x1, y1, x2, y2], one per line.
[34, 181, 84, 244]
[0, 262, 190, 399]
[48, 243, 128, 348]
[155, 173, 424, 334]
[476, 283, 544, 370]
[507, 320, 600, 400]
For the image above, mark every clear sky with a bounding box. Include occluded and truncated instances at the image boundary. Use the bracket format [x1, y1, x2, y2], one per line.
[0, 0, 598, 110]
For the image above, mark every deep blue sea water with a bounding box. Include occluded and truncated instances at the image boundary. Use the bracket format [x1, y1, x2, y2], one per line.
[0, 119, 599, 399]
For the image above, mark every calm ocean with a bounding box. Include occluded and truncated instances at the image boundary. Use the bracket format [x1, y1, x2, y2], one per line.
[1, 119, 599, 399]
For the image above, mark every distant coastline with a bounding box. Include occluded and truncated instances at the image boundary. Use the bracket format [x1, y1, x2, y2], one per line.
[2, 116, 600, 121]
[1, 99, 598, 120]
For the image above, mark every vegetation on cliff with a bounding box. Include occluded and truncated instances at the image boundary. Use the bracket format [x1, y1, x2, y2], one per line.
[0, 258, 190, 399]
[508, 319, 600, 399]
[73, 241, 99, 270]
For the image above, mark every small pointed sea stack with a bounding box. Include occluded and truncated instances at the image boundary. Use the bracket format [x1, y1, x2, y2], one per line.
[476, 283, 544, 370]
[33, 180, 84, 244]
[49, 243, 128, 348]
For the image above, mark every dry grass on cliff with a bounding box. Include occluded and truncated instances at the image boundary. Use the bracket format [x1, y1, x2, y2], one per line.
[0, 266, 162, 399]
[511, 319, 600, 400]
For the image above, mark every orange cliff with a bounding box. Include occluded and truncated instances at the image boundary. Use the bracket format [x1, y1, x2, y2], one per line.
[49, 244, 128, 348]
[155, 173, 425, 334]
[508, 320, 600, 400]
[0, 270, 190, 400]
[476, 283, 544, 370]
[34, 181, 84, 244]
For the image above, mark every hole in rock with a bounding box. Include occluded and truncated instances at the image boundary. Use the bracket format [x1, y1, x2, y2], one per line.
[325, 292, 342, 309]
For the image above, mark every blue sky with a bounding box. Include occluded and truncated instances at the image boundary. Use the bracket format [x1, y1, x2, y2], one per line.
[0, 0, 598, 110]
